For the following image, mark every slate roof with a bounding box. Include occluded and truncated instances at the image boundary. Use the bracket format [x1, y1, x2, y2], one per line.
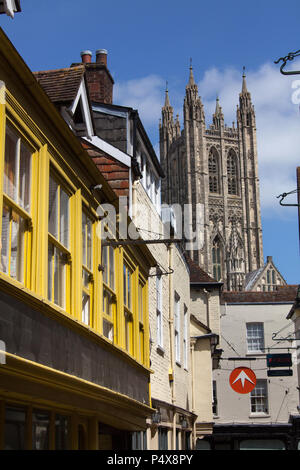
[33, 66, 85, 104]
[185, 256, 221, 285]
[221, 285, 299, 304]
[244, 266, 264, 290]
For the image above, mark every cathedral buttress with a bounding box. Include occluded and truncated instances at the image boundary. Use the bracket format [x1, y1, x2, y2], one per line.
[237, 69, 264, 275]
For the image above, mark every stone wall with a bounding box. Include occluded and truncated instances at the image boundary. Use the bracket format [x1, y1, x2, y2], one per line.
[133, 180, 192, 411]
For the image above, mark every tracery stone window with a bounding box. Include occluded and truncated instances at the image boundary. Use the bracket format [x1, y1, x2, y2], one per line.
[212, 236, 222, 281]
[266, 268, 277, 291]
[227, 150, 238, 195]
[208, 148, 220, 193]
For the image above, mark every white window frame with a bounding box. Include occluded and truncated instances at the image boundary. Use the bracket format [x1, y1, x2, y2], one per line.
[246, 322, 264, 353]
[156, 275, 163, 348]
[250, 379, 269, 414]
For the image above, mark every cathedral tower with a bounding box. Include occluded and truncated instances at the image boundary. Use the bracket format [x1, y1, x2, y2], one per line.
[160, 68, 264, 290]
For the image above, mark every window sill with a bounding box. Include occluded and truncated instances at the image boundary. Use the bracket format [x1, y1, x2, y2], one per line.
[249, 413, 270, 419]
[246, 352, 265, 356]
[176, 361, 181, 368]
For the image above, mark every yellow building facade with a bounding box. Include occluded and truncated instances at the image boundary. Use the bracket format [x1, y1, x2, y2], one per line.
[0, 28, 155, 450]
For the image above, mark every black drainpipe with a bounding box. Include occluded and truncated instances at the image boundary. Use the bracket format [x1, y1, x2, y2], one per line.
[131, 110, 142, 180]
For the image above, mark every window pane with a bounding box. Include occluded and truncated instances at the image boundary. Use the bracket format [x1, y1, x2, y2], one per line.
[48, 244, 54, 301]
[139, 329, 144, 363]
[125, 313, 132, 352]
[109, 246, 114, 289]
[87, 218, 92, 270]
[247, 323, 264, 351]
[10, 211, 25, 283]
[4, 126, 18, 201]
[19, 140, 31, 212]
[103, 319, 113, 340]
[55, 415, 69, 450]
[54, 248, 66, 308]
[272, 270, 276, 284]
[49, 177, 58, 239]
[32, 410, 50, 450]
[103, 289, 112, 317]
[82, 212, 87, 267]
[60, 189, 69, 248]
[82, 292, 90, 325]
[139, 283, 143, 323]
[127, 269, 131, 309]
[1, 205, 10, 274]
[123, 264, 126, 305]
[48, 244, 66, 308]
[102, 246, 108, 285]
[4, 406, 26, 450]
[82, 268, 89, 289]
[250, 380, 268, 413]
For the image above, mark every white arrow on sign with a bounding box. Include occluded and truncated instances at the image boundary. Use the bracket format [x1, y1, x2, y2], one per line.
[232, 370, 255, 388]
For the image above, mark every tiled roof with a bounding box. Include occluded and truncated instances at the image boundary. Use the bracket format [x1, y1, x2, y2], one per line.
[81, 139, 129, 198]
[33, 66, 85, 104]
[185, 256, 220, 284]
[221, 285, 299, 304]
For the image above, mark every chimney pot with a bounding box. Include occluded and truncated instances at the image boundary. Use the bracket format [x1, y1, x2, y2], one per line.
[80, 50, 92, 64]
[96, 49, 108, 66]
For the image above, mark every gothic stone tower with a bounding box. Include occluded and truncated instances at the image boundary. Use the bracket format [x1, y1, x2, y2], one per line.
[159, 67, 264, 290]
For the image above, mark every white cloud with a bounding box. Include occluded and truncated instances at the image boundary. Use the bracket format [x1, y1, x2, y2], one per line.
[115, 60, 300, 218]
[114, 75, 164, 126]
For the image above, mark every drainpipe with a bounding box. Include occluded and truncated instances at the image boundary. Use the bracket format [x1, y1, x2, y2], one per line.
[190, 339, 196, 414]
[190, 338, 196, 449]
[131, 110, 142, 180]
[203, 289, 211, 330]
[168, 243, 175, 403]
[168, 243, 176, 449]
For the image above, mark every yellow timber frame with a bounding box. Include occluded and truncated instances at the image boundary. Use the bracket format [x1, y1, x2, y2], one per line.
[0, 86, 150, 369]
[0, 74, 153, 446]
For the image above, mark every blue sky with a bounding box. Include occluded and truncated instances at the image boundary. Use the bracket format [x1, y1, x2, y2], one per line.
[1, 0, 299, 284]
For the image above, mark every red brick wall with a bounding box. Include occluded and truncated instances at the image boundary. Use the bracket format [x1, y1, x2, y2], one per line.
[84, 64, 113, 104]
[81, 140, 129, 197]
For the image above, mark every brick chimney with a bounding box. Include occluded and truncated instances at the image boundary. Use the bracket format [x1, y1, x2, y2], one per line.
[80, 50, 92, 64]
[79, 49, 114, 104]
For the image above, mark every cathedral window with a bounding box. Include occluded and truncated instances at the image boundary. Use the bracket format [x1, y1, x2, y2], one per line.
[266, 269, 277, 291]
[227, 150, 238, 195]
[212, 237, 222, 281]
[208, 148, 220, 193]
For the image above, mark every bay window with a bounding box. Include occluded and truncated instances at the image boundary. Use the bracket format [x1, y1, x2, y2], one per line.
[138, 279, 145, 363]
[82, 210, 93, 326]
[48, 174, 70, 309]
[123, 261, 133, 354]
[1, 124, 32, 285]
[102, 245, 116, 341]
